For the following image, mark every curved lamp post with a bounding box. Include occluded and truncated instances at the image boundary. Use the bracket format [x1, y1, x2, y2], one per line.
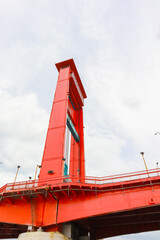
[34, 165, 42, 180]
[14, 165, 21, 183]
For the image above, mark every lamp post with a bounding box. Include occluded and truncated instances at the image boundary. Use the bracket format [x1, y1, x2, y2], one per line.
[140, 152, 148, 173]
[140, 152, 154, 191]
[14, 165, 21, 183]
[34, 165, 42, 180]
[156, 162, 159, 176]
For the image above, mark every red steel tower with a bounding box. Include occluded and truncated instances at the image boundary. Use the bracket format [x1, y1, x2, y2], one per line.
[39, 59, 87, 182]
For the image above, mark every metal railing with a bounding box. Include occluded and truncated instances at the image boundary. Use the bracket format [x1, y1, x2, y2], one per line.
[0, 168, 160, 193]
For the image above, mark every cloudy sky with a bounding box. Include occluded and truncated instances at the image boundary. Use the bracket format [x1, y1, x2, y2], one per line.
[1, 0, 160, 239]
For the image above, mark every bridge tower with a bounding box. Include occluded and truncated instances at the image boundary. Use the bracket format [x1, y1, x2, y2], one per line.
[39, 59, 87, 182]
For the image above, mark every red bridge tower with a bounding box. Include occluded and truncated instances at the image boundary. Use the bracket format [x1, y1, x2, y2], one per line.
[39, 59, 86, 182]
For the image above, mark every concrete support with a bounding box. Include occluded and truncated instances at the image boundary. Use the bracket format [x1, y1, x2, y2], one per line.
[17, 231, 69, 240]
[17, 225, 90, 240]
[62, 223, 79, 239]
[61, 223, 90, 240]
[62, 224, 72, 239]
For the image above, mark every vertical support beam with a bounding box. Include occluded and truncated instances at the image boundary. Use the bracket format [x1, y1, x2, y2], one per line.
[69, 107, 85, 181]
[79, 109, 85, 180]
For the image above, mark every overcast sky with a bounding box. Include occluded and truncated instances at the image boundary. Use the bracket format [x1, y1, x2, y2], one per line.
[1, 0, 160, 239]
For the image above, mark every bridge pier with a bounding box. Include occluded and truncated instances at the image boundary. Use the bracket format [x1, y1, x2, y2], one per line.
[17, 224, 90, 240]
[62, 223, 90, 240]
[17, 231, 69, 240]
[62, 223, 78, 239]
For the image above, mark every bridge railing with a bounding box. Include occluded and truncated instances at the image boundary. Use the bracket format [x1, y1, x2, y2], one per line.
[83, 168, 160, 185]
[0, 168, 160, 193]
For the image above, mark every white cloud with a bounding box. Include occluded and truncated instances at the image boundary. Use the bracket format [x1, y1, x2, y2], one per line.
[85, 132, 126, 176]
[0, 90, 49, 186]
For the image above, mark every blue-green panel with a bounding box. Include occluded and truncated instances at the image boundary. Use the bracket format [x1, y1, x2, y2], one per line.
[64, 162, 69, 176]
[67, 115, 80, 142]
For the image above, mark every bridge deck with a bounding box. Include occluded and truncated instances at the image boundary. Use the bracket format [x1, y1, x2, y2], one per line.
[1, 168, 160, 239]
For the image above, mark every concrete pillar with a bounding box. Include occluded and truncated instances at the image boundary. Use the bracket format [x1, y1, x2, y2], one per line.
[62, 224, 72, 239]
[17, 231, 69, 240]
[62, 223, 79, 239]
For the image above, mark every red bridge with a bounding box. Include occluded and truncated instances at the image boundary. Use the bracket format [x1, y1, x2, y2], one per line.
[0, 59, 160, 239]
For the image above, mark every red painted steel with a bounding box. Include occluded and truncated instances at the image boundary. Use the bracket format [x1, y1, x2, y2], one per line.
[1, 59, 160, 239]
[39, 59, 86, 182]
[0, 169, 160, 226]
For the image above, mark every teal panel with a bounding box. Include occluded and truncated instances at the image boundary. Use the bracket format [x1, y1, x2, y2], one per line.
[67, 115, 80, 142]
[64, 162, 69, 176]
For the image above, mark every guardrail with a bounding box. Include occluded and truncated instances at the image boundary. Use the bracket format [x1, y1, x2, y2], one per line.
[0, 168, 160, 193]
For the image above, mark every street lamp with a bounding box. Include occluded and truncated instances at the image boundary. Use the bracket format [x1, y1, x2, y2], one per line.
[14, 165, 21, 183]
[140, 152, 151, 179]
[140, 152, 148, 173]
[140, 152, 154, 191]
[34, 165, 42, 180]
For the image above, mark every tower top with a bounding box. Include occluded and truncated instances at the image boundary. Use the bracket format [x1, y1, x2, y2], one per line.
[55, 58, 87, 99]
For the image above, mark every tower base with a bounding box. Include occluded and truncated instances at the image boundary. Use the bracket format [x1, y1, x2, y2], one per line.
[17, 231, 69, 240]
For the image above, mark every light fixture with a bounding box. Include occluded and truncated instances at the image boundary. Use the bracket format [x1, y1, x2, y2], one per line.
[14, 165, 21, 183]
[34, 165, 42, 180]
